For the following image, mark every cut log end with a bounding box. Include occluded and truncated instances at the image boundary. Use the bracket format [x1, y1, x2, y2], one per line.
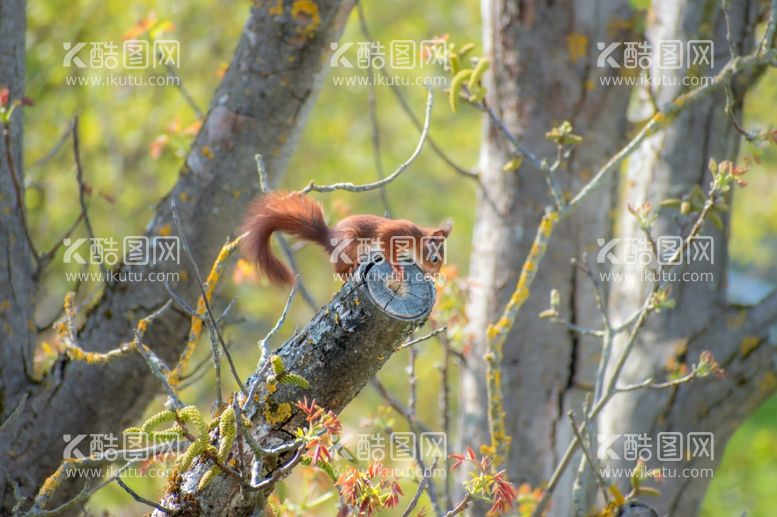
[360, 254, 436, 321]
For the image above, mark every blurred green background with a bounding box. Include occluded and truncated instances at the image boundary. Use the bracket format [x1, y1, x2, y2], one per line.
[20, 0, 775, 515]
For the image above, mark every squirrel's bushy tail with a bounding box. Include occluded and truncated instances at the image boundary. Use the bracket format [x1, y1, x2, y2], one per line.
[241, 191, 332, 286]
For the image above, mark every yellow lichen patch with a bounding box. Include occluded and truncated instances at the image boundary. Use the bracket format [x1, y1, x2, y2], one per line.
[566, 33, 588, 63]
[264, 402, 292, 425]
[268, 0, 283, 16]
[201, 146, 214, 159]
[158, 224, 173, 237]
[540, 211, 558, 237]
[169, 234, 244, 386]
[35, 461, 71, 504]
[291, 0, 320, 37]
[759, 371, 777, 394]
[726, 309, 747, 330]
[137, 319, 149, 333]
[178, 191, 190, 202]
[486, 324, 498, 340]
[509, 284, 530, 308]
[0, 299, 10, 313]
[480, 444, 496, 456]
[740, 335, 761, 358]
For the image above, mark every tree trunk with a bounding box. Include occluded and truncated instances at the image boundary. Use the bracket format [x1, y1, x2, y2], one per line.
[462, 0, 777, 515]
[602, 0, 777, 514]
[0, 0, 355, 511]
[0, 0, 33, 443]
[460, 0, 636, 514]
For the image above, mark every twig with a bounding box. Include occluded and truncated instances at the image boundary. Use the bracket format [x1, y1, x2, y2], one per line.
[245, 281, 297, 410]
[302, 88, 434, 193]
[164, 62, 204, 119]
[615, 370, 699, 393]
[164, 280, 201, 318]
[760, 0, 777, 54]
[72, 117, 98, 264]
[170, 200, 248, 396]
[408, 346, 418, 419]
[402, 457, 438, 517]
[485, 209, 559, 467]
[547, 316, 605, 337]
[724, 81, 756, 142]
[0, 393, 28, 434]
[277, 236, 319, 311]
[355, 7, 478, 180]
[134, 327, 184, 410]
[479, 97, 565, 209]
[370, 378, 431, 434]
[445, 494, 472, 516]
[437, 325, 452, 508]
[37, 212, 85, 268]
[567, 410, 610, 504]
[722, 0, 738, 60]
[248, 448, 303, 490]
[567, 40, 777, 213]
[372, 380, 443, 515]
[28, 119, 75, 170]
[115, 476, 173, 514]
[3, 115, 39, 263]
[396, 326, 447, 350]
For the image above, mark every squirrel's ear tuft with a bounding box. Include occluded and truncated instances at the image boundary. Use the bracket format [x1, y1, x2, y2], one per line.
[434, 219, 453, 237]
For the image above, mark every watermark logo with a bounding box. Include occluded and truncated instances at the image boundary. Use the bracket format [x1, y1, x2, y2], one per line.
[63, 236, 180, 266]
[63, 40, 180, 69]
[596, 40, 713, 70]
[62, 236, 180, 284]
[63, 432, 185, 462]
[329, 39, 448, 88]
[595, 236, 713, 267]
[595, 236, 714, 283]
[330, 39, 447, 70]
[63, 40, 180, 87]
[597, 432, 714, 462]
[328, 237, 447, 268]
[355, 431, 447, 464]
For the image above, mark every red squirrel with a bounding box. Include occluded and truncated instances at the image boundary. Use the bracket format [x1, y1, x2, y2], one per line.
[241, 191, 452, 286]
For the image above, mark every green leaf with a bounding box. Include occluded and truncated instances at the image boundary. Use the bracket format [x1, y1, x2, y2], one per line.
[449, 69, 472, 112]
[502, 154, 524, 172]
[467, 58, 490, 91]
[660, 198, 682, 209]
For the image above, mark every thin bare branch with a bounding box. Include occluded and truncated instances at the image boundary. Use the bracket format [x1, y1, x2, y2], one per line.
[302, 88, 434, 193]
[171, 200, 248, 396]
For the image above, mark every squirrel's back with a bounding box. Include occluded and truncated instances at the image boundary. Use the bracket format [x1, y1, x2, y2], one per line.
[241, 191, 332, 285]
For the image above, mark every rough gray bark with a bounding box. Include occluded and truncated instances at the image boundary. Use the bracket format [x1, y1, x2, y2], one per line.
[0, 0, 34, 443]
[0, 0, 355, 511]
[602, 0, 777, 514]
[155, 258, 436, 516]
[459, 0, 636, 513]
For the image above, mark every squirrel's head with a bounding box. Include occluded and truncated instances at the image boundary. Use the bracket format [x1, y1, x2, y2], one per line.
[419, 219, 452, 274]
